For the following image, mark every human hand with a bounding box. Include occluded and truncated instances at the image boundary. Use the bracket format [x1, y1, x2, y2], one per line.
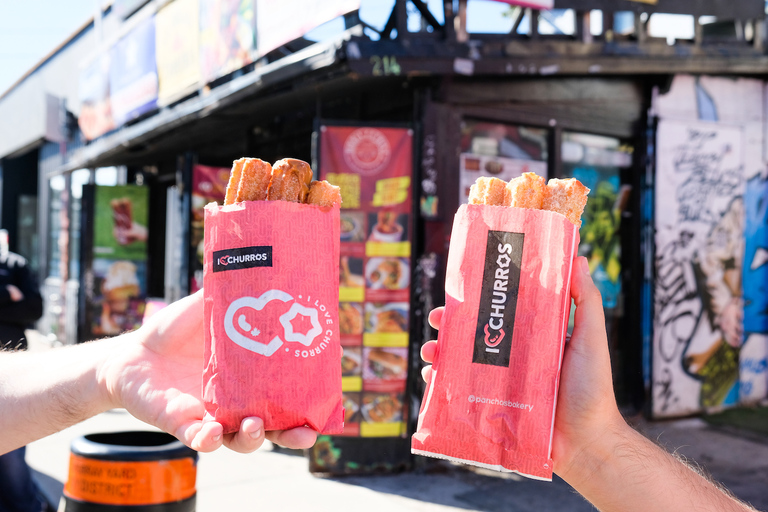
[6, 284, 23, 302]
[420, 256, 624, 480]
[114, 222, 148, 245]
[98, 291, 318, 453]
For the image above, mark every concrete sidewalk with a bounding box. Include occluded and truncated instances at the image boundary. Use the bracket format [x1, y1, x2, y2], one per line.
[21, 332, 768, 511]
[25, 408, 768, 512]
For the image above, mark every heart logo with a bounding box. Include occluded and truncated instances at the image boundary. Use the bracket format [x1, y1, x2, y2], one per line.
[224, 290, 323, 357]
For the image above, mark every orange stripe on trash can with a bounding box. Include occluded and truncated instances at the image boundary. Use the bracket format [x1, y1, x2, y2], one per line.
[63, 454, 196, 506]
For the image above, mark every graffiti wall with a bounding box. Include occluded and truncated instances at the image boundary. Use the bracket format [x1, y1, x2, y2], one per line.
[652, 75, 768, 417]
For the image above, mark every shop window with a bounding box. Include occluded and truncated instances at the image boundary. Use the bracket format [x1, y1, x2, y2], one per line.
[458, 118, 547, 204]
[561, 131, 632, 316]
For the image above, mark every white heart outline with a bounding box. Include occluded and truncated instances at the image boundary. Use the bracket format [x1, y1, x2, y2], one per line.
[224, 290, 293, 356]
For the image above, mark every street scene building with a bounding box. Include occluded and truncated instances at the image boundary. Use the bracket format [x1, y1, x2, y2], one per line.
[1, 0, 768, 490]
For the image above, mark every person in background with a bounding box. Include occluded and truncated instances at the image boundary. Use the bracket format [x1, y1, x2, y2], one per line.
[0, 229, 47, 512]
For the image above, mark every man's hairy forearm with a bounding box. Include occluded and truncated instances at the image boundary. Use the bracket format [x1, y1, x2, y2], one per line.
[560, 420, 757, 512]
[0, 339, 118, 454]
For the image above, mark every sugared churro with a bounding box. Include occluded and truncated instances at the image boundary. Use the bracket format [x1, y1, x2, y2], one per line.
[224, 159, 245, 205]
[267, 158, 313, 203]
[468, 177, 510, 206]
[468, 173, 589, 227]
[236, 158, 272, 202]
[307, 180, 342, 207]
[542, 178, 590, 228]
[506, 172, 546, 209]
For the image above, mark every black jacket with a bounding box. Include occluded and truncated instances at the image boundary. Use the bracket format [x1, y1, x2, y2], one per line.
[0, 252, 43, 350]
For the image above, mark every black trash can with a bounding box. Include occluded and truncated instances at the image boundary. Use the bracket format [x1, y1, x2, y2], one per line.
[61, 431, 197, 512]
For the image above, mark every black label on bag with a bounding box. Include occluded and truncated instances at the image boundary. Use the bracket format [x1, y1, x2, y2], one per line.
[472, 230, 524, 367]
[213, 246, 272, 272]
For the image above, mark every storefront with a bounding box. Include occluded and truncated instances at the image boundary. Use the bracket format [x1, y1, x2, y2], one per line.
[24, 0, 768, 473]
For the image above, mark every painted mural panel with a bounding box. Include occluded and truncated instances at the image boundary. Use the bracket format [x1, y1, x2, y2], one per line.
[740, 174, 768, 403]
[653, 120, 745, 417]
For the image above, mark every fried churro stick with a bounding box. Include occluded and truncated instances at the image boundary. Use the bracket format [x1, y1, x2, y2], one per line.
[224, 159, 245, 205]
[506, 172, 546, 209]
[542, 178, 590, 228]
[468, 177, 510, 206]
[236, 158, 272, 202]
[307, 180, 342, 207]
[267, 158, 313, 203]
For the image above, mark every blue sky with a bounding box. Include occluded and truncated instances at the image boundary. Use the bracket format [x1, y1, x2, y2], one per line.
[0, 0, 96, 95]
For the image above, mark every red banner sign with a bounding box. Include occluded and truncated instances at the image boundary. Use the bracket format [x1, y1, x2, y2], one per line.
[320, 125, 413, 438]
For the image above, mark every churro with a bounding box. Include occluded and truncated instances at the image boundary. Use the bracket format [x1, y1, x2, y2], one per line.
[506, 172, 546, 209]
[468, 173, 589, 227]
[224, 159, 245, 205]
[267, 158, 313, 202]
[307, 180, 342, 207]
[236, 158, 272, 202]
[468, 177, 510, 206]
[542, 178, 590, 228]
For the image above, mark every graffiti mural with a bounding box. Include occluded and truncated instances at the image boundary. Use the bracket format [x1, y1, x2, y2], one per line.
[740, 174, 768, 403]
[653, 119, 745, 417]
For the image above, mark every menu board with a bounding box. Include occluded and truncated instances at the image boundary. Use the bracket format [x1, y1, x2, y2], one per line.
[81, 185, 149, 340]
[190, 164, 230, 293]
[320, 125, 413, 439]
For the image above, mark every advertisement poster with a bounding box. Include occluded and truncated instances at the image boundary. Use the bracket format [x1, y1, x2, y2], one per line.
[109, 15, 158, 126]
[79, 52, 114, 141]
[255, 0, 360, 56]
[653, 119, 744, 418]
[93, 185, 149, 260]
[311, 125, 413, 474]
[458, 119, 548, 205]
[199, 0, 256, 84]
[84, 185, 149, 337]
[190, 164, 229, 293]
[155, 0, 201, 104]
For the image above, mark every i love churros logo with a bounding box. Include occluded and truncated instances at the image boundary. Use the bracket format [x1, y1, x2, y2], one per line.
[473, 230, 524, 367]
[213, 246, 272, 272]
[223, 290, 335, 358]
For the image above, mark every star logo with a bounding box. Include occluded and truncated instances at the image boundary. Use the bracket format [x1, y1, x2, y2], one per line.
[279, 303, 322, 347]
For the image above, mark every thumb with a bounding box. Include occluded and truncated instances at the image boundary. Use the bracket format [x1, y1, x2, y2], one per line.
[569, 257, 609, 357]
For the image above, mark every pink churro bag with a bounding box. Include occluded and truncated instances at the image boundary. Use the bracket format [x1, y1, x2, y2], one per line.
[412, 204, 579, 481]
[203, 200, 344, 434]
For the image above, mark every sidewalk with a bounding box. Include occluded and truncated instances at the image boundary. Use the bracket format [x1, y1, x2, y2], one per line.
[22, 333, 768, 511]
[25, 407, 768, 512]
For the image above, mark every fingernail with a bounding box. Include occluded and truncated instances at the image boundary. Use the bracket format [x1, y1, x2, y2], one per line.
[249, 427, 262, 440]
[580, 258, 590, 275]
[212, 434, 221, 442]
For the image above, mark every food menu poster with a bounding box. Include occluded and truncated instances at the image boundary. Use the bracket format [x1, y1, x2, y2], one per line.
[86, 185, 149, 338]
[320, 125, 413, 438]
[93, 185, 149, 261]
[190, 164, 230, 293]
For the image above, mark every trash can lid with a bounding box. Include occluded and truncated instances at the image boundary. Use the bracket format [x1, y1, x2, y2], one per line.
[70, 431, 197, 462]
